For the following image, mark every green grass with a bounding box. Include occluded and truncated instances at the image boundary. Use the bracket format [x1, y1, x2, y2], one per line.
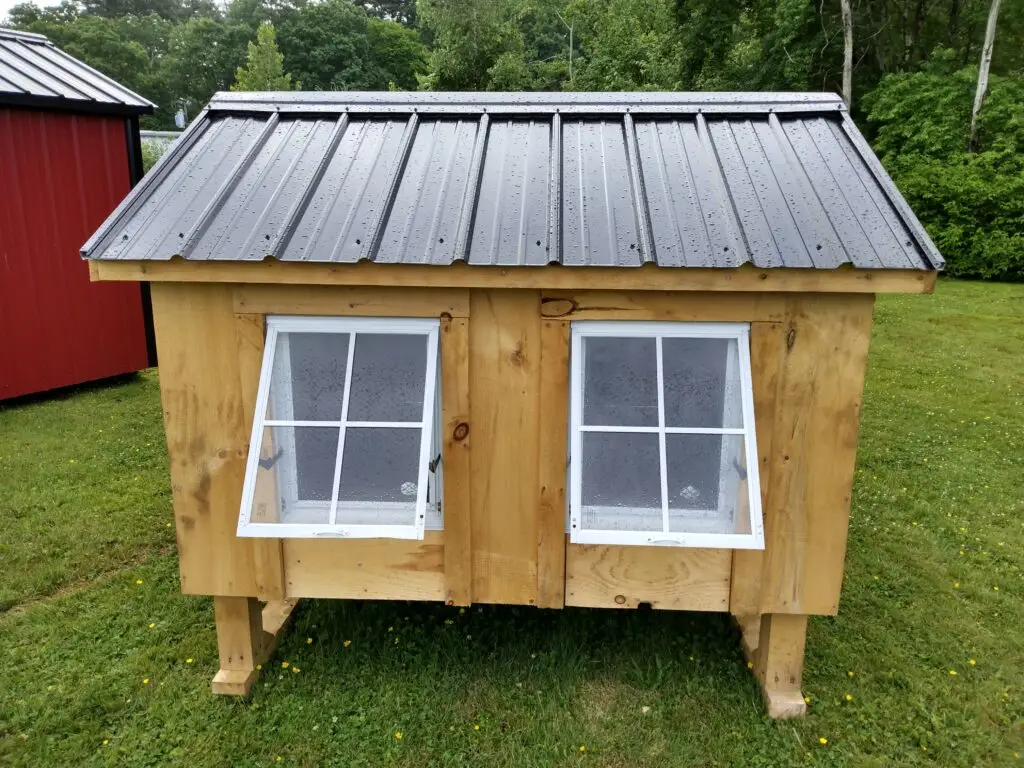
[1, 279, 1022, 766]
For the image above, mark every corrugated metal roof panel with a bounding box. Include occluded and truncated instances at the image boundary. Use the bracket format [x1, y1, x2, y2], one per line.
[0, 28, 153, 114]
[82, 91, 943, 270]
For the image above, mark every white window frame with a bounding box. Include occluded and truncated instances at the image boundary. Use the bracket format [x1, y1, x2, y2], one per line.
[237, 315, 440, 540]
[569, 321, 764, 549]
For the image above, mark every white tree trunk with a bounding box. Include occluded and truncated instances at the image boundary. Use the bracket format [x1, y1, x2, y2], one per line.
[841, 0, 854, 108]
[970, 0, 1002, 151]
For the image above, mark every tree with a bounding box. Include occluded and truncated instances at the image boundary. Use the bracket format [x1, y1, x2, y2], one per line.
[840, 0, 853, 106]
[231, 22, 294, 90]
[970, 0, 1002, 150]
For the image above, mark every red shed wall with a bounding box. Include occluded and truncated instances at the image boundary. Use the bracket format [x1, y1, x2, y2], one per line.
[0, 108, 149, 400]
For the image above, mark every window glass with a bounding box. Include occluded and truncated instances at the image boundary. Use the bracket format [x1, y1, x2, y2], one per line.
[570, 322, 763, 549]
[238, 317, 440, 540]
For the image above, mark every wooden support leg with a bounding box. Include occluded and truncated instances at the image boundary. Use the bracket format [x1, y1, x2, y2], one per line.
[742, 613, 808, 719]
[211, 596, 298, 696]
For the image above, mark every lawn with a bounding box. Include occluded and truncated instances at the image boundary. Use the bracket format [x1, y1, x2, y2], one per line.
[1, 279, 1021, 767]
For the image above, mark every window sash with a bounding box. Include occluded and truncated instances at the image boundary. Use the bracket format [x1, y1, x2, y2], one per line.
[237, 315, 440, 540]
[569, 321, 764, 549]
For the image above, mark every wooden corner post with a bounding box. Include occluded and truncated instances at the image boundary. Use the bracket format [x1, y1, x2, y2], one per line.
[211, 596, 297, 696]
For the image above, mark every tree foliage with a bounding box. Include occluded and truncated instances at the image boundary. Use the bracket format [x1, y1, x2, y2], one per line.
[3, 0, 1022, 279]
[232, 22, 293, 90]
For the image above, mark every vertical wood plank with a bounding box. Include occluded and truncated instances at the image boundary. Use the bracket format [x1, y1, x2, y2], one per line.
[537, 319, 570, 608]
[469, 289, 542, 605]
[441, 316, 472, 606]
[753, 613, 808, 719]
[730, 321, 786, 616]
[758, 294, 875, 616]
[151, 282, 258, 596]
[234, 311, 286, 601]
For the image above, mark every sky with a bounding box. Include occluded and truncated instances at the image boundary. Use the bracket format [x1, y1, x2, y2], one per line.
[1, 0, 24, 22]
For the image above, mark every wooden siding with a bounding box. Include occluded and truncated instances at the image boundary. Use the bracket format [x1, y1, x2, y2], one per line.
[155, 283, 872, 616]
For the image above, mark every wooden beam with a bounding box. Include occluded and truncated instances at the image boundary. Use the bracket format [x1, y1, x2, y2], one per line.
[234, 312, 286, 602]
[212, 596, 297, 696]
[565, 545, 731, 611]
[440, 317, 472, 606]
[469, 290, 542, 605]
[151, 283, 259, 596]
[730, 321, 786, 617]
[748, 613, 808, 719]
[91, 259, 936, 294]
[282, 533, 444, 601]
[540, 290, 786, 322]
[232, 284, 470, 318]
[536, 320, 569, 608]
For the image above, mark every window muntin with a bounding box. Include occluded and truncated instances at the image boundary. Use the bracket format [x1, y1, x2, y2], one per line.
[238, 316, 440, 540]
[569, 322, 764, 549]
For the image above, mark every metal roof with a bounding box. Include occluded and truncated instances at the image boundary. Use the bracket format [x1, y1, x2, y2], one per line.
[82, 91, 942, 270]
[0, 28, 153, 115]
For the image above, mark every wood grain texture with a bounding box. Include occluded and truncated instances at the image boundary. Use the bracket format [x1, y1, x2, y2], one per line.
[757, 294, 875, 616]
[565, 545, 731, 611]
[233, 284, 469, 318]
[469, 289, 542, 605]
[441, 316, 472, 606]
[730, 321, 786, 616]
[537, 320, 570, 608]
[212, 596, 297, 696]
[234, 312, 286, 601]
[152, 283, 258, 596]
[540, 291, 786, 322]
[93, 259, 937, 294]
[282, 533, 445, 601]
[753, 613, 808, 719]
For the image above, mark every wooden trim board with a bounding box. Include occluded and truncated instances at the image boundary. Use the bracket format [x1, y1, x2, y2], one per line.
[233, 284, 469, 318]
[565, 544, 731, 611]
[440, 316, 472, 606]
[92, 259, 936, 294]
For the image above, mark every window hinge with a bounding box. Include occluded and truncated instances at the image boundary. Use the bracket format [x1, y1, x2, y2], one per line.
[429, 453, 442, 473]
[258, 448, 284, 470]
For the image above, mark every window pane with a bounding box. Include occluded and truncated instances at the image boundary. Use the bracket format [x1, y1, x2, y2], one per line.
[337, 427, 421, 506]
[580, 432, 662, 531]
[248, 425, 339, 526]
[662, 337, 742, 429]
[267, 332, 349, 421]
[347, 334, 428, 423]
[582, 337, 658, 427]
[666, 434, 745, 534]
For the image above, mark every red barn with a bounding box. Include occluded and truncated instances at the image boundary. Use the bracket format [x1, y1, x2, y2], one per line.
[0, 28, 154, 400]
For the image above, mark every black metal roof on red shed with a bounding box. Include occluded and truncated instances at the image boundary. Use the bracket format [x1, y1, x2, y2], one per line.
[82, 91, 943, 270]
[0, 28, 153, 116]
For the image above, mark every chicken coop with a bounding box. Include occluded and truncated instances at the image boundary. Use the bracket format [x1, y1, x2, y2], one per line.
[0, 28, 154, 400]
[83, 91, 942, 718]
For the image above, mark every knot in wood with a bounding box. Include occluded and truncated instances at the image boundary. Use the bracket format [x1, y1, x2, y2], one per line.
[452, 422, 470, 442]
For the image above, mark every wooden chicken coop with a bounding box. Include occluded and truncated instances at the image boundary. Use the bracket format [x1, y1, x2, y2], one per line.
[83, 91, 942, 718]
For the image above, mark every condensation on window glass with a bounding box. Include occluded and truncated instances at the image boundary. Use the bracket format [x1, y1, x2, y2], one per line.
[266, 332, 349, 421]
[336, 427, 421, 506]
[582, 336, 658, 427]
[662, 337, 742, 429]
[347, 334, 428, 423]
[580, 431, 662, 531]
[667, 434, 745, 535]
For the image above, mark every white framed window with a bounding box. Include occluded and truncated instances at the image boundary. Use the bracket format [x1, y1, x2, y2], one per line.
[237, 316, 440, 540]
[569, 321, 764, 549]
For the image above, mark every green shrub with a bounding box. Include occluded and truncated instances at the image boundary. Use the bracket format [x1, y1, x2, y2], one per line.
[864, 55, 1024, 281]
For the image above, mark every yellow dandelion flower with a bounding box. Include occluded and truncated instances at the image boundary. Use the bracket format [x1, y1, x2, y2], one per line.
[142, 678, 150, 685]
[949, 670, 958, 676]
[969, 659, 976, 666]
[994, 586, 999, 591]
[149, 623, 156, 629]
[474, 724, 480, 731]
[256, 664, 262, 670]
[292, 667, 300, 673]
[281, 661, 289, 669]
[847, 671, 855, 678]
[746, 661, 754, 670]
[394, 731, 403, 741]
[343, 640, 352, 648]
[103, 739, 109, 746]
[276, 757, 282, 762]
[186, 658, 194, 664]
[804, 696, 812, 704]
[307, 638, 313, 644]
[136, 580, 143, 585]
[954, 582, 960, 588]
[579, 745, 586, 752]
[845, 694, 853, 702]
[819, 737, 828, 746]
